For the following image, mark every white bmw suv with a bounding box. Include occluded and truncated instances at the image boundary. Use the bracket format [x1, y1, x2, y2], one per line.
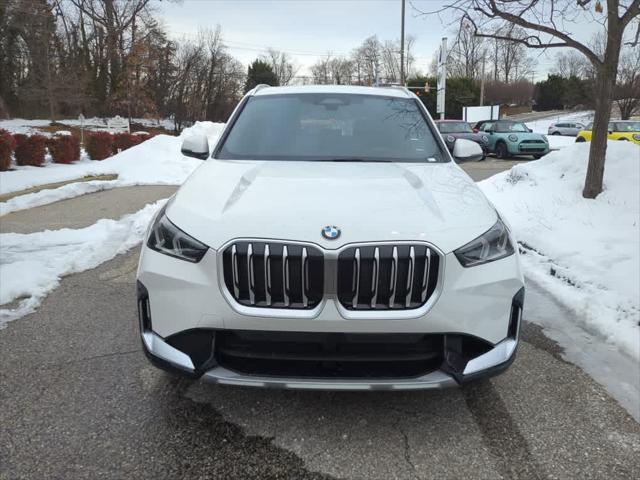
[137, 85, 524, 390]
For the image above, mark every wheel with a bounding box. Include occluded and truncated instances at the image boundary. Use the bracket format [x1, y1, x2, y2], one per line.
[495, 142, 508, 159]
[533, 154, 543, 159]
[576, 137, 586, 143]
[618, 138, 628, 141]
[551, 131, 561, 135]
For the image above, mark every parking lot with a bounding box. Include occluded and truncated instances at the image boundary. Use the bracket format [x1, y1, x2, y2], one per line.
[1, 161, 639, 480]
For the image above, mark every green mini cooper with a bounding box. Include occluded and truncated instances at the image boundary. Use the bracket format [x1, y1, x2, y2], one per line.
[479, 120, 550, 159]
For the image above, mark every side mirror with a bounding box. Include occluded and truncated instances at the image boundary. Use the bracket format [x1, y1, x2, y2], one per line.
[452, 138, 483, 163]
[527, 127, 533, 132]
[181, 133, 209, 160]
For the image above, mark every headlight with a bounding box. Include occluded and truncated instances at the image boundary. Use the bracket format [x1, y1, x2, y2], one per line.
[454, 219, 514, 267]
[542, 135, 549, 143]
[482, 135, 489, 143]
[147, 206, 208, 262]
[446, 135, 455, 143]
[508, 134, 518, 142]
[633, 134, 640, 141]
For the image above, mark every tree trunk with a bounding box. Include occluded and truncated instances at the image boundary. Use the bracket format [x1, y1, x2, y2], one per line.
[582, 62, 618, 198]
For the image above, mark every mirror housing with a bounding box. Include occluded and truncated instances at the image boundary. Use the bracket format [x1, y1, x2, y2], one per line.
[181, 133, 209, 160]
[452, 138, 484, 163]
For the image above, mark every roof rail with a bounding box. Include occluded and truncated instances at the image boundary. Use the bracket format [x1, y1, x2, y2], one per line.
[253, 84, 270, 93]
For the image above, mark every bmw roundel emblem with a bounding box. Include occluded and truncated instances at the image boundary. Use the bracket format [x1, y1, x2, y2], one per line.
[322, 225, 341, 240]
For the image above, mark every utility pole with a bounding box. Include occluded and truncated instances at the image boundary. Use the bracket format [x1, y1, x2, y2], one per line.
[400, 0, 405, 85]
[480, 53, 486, 106]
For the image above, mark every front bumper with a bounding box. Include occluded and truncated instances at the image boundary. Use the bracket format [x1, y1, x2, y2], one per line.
[137, 279, 524, 390]
[514, 143, 549, 155]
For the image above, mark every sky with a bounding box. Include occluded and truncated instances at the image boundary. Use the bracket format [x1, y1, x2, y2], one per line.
[158, 0, 600, 81]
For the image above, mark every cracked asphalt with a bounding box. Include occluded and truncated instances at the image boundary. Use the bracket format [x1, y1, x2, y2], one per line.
[1, 167, 639, 479]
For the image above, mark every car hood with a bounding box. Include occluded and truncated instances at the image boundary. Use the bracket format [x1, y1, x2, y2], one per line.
[167, 159, 498, 253]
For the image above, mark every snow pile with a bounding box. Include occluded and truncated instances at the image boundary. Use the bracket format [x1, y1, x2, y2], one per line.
[0, 200, 165, 323]
[480, 141, 640, 360]
[0, 121, 225, 197]
[0, 180, 119, 216]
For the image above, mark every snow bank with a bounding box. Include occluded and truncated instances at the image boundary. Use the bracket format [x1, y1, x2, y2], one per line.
[0, 200, 165, 324]
[480, 141, 640, 360]
[0, 121, 225, 196]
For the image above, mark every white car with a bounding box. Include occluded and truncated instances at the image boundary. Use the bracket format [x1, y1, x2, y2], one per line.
[547, 122, 585, 136]
[137, 85, 524, 390]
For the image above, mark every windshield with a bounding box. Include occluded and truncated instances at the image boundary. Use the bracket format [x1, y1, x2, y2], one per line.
[494, 122, 529, 133]
[613, 121, 640, 132]
[437, 122, 473, 133]
[217, 93, 446, 162]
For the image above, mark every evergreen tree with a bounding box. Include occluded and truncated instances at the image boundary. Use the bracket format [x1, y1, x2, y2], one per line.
[244, 59, 279, 93]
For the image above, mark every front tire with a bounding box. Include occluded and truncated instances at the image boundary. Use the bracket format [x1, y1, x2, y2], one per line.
[551, 131, 561, 135]
[533, 154, 543, 159]
[495, 142, 508, 159]
[576, 137, 586, 143]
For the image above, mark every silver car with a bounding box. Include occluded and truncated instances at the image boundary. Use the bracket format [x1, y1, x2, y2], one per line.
[548, 122, 585, 136]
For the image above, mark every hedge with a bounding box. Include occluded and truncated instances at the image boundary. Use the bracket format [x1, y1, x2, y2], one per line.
[49, 135, 80, 164]
[86, 132, 114, 160]
[0, 129, 16, 171]
[113, 132, 142, 153]
[14, 134, 47, 167]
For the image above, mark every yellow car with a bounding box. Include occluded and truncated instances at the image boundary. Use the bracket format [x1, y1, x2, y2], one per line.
[576, 120, 640, 145]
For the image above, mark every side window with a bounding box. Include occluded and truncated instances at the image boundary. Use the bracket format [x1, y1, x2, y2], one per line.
[482, 123, 493, 132]
[608, 122, 615, 132]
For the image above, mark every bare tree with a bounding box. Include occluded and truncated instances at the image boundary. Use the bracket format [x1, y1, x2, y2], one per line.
[448, 21, 485, 78]
[311, 53, 333, 84]
[414, 0, 640, 198]
[260, 48, 298, 86]
[615, 47, 640, 119]
[553, 50, 589, 77]
[352, 36, 381, 85]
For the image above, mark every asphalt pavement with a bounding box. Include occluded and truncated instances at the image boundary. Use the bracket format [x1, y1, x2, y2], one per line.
[1, 167, 639, 480]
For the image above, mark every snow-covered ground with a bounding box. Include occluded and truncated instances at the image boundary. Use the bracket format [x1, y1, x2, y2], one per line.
[0, 121, 224, 324]
[0, 119, 52, 135]
[525, 111, 594, 150]
[480, 141, 640, 361]
[0, 201, 164, 322]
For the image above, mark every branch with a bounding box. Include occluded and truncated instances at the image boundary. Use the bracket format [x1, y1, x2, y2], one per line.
[475, 0, 601, 65]
[621, 0, 640, 27]
[474, 30, 569, 49]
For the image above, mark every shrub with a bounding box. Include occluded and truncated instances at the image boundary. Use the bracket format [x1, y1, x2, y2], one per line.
[49, 135, 80, 164]
[0, 129, 16, 171]
[86, 132, 114, 160]
[112, 132, 142, 153]
[14, 134, 47, 167]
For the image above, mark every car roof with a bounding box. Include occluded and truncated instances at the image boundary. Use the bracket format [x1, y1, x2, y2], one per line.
[250, 84, 413, 99]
